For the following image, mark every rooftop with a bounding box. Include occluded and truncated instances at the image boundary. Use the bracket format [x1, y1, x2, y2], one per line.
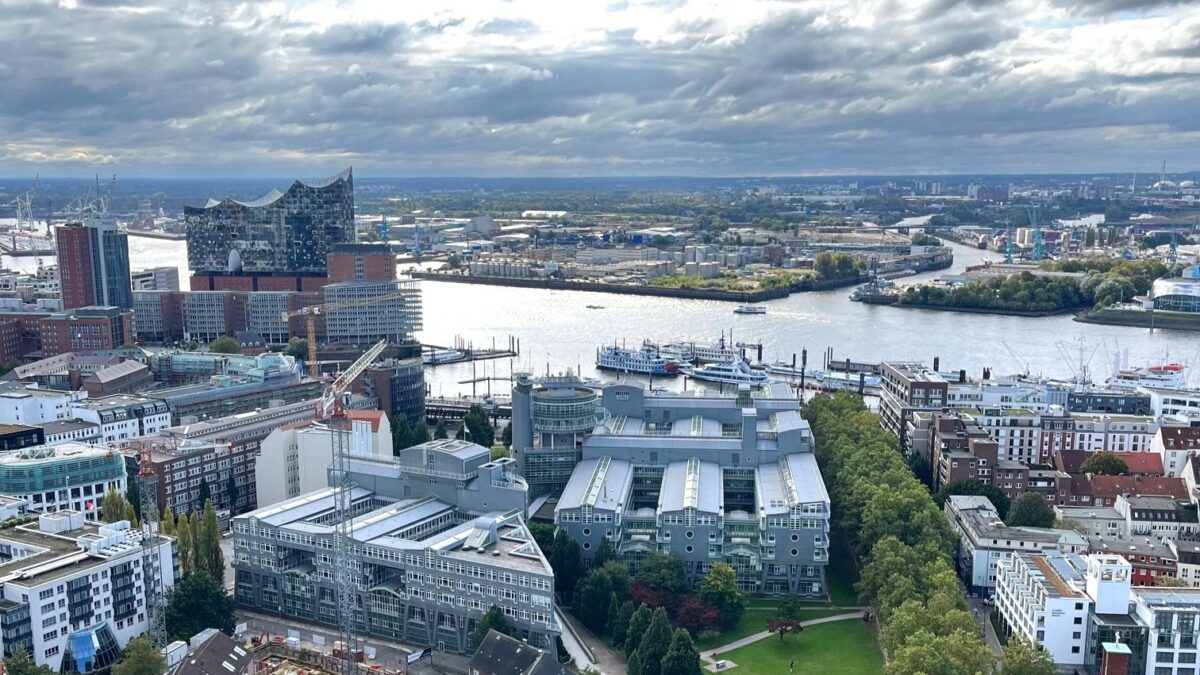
[0, 442, 121, 467]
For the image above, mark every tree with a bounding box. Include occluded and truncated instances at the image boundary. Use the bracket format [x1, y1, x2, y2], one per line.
[633, 608, 673, 675]
[550, 530, 583, 597]
[123, 502, 139, 529]
[412, 422, 431, 446]
[611, 600, 636, 647]
[463, 405, 495, 447]
[698, 562, 744, 630]
[165, 570, 235, 641]
[573, 570, 613, 633]
[624, 604, 653, 655]
[226, 474, 240, 514]
[434, 420, 448, 439]
[470, 605, 516, 649]
[1007, 493, 1055, 528]
[283, 337, 309, 360]
[529, 521, 555, 554]
[126, 476, 142, 521]
[659, 629, 701, 675]
[113, 636, 165, 675]
[934, 480, 1011, 518]
[3, 647, 55, 675]
[1000, 636, 1057, 675]
[208, 336, 242, 354]
[101, 490, 129, 523]
[637, 554, 687, 595]
[195, 499, 225, 581]
[196, 478, 211, 512]
[674, 594, 721, 634]
[392, 413, 414, 453]
[502, 423, 513, 448]
[176, 512, 194, 576]
[1080, 451, 1129, 476]
[627, 650, 643, 675]
[767, 616, 804, 640]
[1156, 576, 1191, 587]
[161, 506, 175, 537]
[778, 595, 803, 619]
[814, 251, 837, 279]
[593, 537, 617, 568]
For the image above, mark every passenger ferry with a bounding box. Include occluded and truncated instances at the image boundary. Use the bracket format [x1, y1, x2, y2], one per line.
[1106, 363, 1189, 391]
[422, 349, 464, 365]
[595, 344, 681, 376]
[764, 361, 821, 378]
[682, 358, 772, 385]
[733, 305, 767, 314]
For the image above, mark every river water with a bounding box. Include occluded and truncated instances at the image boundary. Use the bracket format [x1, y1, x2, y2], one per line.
[4, 235, 1196, 397]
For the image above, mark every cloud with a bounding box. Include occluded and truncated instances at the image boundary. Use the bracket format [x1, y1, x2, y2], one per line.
[0, 0, 1196, 176]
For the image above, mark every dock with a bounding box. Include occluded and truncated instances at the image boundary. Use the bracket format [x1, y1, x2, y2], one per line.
[420, 335, 520, 366]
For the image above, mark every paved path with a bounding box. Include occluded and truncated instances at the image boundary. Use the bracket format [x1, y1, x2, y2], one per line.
[700, 612, 867, 663]
[559, 609, 627, 675]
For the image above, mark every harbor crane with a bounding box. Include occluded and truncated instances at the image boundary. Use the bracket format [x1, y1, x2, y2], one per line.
[280, 291, 411, 372]
[321, 338, 388, 675]
[1025, 205, 1044, 261]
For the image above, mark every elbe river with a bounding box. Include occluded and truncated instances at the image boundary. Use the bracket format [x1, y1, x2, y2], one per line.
[7, 236, 1196, 397]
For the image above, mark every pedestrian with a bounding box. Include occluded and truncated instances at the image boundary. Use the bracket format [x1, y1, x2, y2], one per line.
[790, 659, 795, 672]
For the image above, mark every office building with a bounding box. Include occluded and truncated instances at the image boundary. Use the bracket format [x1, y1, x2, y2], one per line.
[185, 169, 354, 280]
[130, 267, 180, 292]
[510, 373, 600, 497]
[233, 493, 559, 656]
[552, 383, 829, 595]
[322, 279, 422, 345]
[880, 362, 948, 449]
[0, 443, 126, 516]
[0, 384, 88, 425]
[326, 243, 399, 283]
[41, 419, 101, 445]
[0, 511, 175, 673]
[37, 306, 134, 356]
[994, 551, 1096, 667]
[0, 424, 45, 451]
[55, 217, 132, 311]
[357, 357, 426, 428]
[132, 290, 186, 344]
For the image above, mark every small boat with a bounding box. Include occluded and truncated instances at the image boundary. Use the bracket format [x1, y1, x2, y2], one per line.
[734, 305, 767, 315]
[422, 349, 464, 365]
[586, 305, 606, 310]
[595, 344, 680, 376]
[682, 358, 772, 385]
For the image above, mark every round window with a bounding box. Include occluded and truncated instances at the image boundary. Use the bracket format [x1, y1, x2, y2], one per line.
[685, 545, 694, 553]
[583, 542, 591, 550]
[791, 548, 799, 557]
[686, 531, 694, 539]
[583, 528, 591, 536]
[791, 534, 799, 542]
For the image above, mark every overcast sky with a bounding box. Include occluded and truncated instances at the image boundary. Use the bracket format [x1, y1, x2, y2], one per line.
[1, 0, 1197, 177]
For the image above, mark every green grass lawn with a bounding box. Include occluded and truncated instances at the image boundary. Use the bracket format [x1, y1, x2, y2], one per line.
[716, 619, 883, 675]
[826, 540, 860, 607]
[694, 609, 849, 652]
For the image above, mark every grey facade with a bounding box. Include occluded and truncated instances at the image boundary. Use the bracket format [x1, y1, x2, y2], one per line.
[322, 279, 423, 345]
[552, 383, 830, 595]
[184, 169, 354, 275]
[233, 438, 556, 656]
[512, 374, 600, 497]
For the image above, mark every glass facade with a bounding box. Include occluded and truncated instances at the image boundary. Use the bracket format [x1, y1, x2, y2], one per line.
[184, 169, 355, 275]
[90, 227, 132, 311]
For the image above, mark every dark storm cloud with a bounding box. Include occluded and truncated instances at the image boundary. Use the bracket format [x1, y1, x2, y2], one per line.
[0, 0, 1196, 176]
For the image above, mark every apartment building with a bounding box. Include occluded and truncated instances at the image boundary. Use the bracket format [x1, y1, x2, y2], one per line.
[70, 395, 172, 445]
[994, 551, 1098, 667]
[0, 386, 88, 426]
[879, 362, 947, 449]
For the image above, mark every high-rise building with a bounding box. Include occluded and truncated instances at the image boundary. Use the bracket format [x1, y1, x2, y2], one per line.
[55, 217, 132, 310]
[184, 168, 355, 280]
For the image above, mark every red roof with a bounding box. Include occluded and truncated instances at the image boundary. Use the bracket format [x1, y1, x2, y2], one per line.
[1112, 452, 1164, 476]
[1080, 476, 1189, 501]
[1161, 427, 1200, 451]
[346, 409, 384, 432]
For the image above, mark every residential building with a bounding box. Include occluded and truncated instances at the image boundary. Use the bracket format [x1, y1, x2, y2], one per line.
[994, 551, 1098, 667]
[1167, 539, 1200, 588]
[1116, 495, 1200, 540]
[1132, 588, 1200, 675]
[1055, 505, 1126, 539]
[1068, 390, 1153, 416]
[928, 411, 999, 492]
[1154, 426, 1200, 477]
[1039, 407, 1160, 463]
[1145, 387, 1200, 422]
[233, 492, 560, 656]
[0, 511, 175, 672]
[962, 407, 1041, 464]
[468, 630, 569, 675]
[55, 217, 132, 311]
[0, 424, 45, 450]
[37, 306, 134, 356]
[880, 362, 948, 449]
[0, 443, 126, 516]
[946, 380, 1050, 412]
[553, 383, 829, 595]
[511, 373, 600, 497]
[41, 419, 100, 445]
[185, 168, 355, 278]
[0, 385, 88, 425]
[1087, 535, 1177, 586]
[944, 495, 1087, 597]
[70, 395, 172, 444]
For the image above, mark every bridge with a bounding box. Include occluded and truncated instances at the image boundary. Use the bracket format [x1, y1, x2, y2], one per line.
[425, 397, 512, 422]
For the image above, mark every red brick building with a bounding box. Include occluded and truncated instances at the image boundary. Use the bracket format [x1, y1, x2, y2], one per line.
[327, 244, 397, 282]
[56, 224, 96, 310]
[37, 307, 134, 356]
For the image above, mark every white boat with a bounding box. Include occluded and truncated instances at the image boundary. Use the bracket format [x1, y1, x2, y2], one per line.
[1106, 363, 1189, 391]
[764, 362, 821, 378]
[422, 349, 464, 365]
[734, 305, 766, 314]
[683, 358, 772, 385]
[596, 344, 681, 376]
[690, 335, 741, 363]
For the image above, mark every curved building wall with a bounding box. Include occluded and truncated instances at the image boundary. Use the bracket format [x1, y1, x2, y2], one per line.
[184, 169, 355, 275]
[1151, 279, 1200, 314]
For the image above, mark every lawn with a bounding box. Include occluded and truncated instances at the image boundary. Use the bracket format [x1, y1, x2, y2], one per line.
[826, 539, 860, 607]
[694, 609, 848, 651]
[716, 619, 884, 675]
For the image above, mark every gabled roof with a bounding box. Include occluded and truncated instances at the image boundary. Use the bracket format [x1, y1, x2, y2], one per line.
[1084, 476, 1188, 501]
[467, 630, 569, 675]
[166, 630, 251, 675]
[1161, 427, 1200, 452]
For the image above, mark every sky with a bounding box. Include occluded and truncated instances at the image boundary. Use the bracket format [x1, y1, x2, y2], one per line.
[0, 0, 1197, 178]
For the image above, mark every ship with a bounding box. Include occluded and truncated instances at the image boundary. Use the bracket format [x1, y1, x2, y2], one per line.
[595, 344, 680, 376]
[1106, 363, 1189, 391]
[422, 349, 464, 365]
[733, 305, 767, 314]
[681, 358, 772, 385]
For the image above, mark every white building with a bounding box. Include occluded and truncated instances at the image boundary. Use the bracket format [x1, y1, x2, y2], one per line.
[0, 386, 88, 425]
[254, 410, 391, 509]
[0, 443, 127, 517]
[1154, 426, 1200, 477]
[995, 550, 1094, 666]
[1144, 387, 1200, 422]
[962, 407, 1042, 464]
[70, 395, 172, 445]
[0, 511, 175, 672]
[945, 495, 1086, 597]
[947, 380, 1051, 412]
[1132, 587, 1200, 674]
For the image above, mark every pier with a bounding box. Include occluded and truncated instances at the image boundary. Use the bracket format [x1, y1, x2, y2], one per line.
[420, 335, 520, 365]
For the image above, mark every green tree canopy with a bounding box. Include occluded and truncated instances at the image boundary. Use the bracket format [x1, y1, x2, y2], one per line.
[165, 569, 235, 641]
[659, 629, 701, 675]
[283, 337, 309, 360]
[3, 647, 55, 675]
[470, 606, 516, 650]
[637, 554, 687, 594]
[195, 499, 225, 580]
[434, 420, 448, 439]
[1000, 635, 1057, 675]
[113, 636, 166, 675]
[934, 480, 1011, 518]
[392, 413, 415, 453]
[1080, 451, 1129, 476]
[634, 608, 673, 675]
[1006, 493, 1055, 528]
[698, 562, 744, 630]
[550, 530, 583, 597]
[463, 404, 495, 447]
[208, 336, 242, 354]
[624, 604, 653, 656]
[101, 490, 130, 524]
[573, 569, 614, 633]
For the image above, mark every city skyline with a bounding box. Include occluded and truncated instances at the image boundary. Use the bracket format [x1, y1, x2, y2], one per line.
[1, 0, 1197, 178]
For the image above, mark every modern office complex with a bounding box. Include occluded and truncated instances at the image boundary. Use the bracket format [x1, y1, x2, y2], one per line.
[55, 217, 132, 311]
[511, 373, 601, 497]
[233, 439, 556, 657]
[0, 443, 127, 517]
[184, 168, 355, 277]
[358, 357, 426, 428]
[0, 511, 176, 673]
[322, 279, 423, 345]
[552, 382, 830, 595]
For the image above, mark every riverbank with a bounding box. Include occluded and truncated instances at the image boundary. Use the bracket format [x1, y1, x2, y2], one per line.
[126, 229, 186, 241]
[889, 302, 1080, 317]
[1075, 308, 1200, 331]
[409, 271, 864, 301]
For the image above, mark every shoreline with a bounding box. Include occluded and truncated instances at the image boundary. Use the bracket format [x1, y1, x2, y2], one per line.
[1074, 309, 1200, 332]
[888, 302, 1080, 317]
[126, 230, 186, 241]
[410, 271, 865, 302]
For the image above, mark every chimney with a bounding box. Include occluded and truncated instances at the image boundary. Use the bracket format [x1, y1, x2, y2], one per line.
[1100, 641, 1131, 675]
[933, 357, 940, 372]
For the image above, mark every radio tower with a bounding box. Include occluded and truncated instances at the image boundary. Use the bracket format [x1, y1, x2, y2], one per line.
[138, 449, 167, 649]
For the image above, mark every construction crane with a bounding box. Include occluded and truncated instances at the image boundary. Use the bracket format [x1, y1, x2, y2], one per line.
[280, 291, 412, 373]
[137, 449, 167, 649]
[1025, 205, 1044, 261]
[1168, 230, 1179, 266]
[1004, 218, 1014, 264]
[321, 339, 388, 675]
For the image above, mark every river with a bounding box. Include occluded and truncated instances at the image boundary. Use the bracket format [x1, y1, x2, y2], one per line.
[4, 234, 1196, 397]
